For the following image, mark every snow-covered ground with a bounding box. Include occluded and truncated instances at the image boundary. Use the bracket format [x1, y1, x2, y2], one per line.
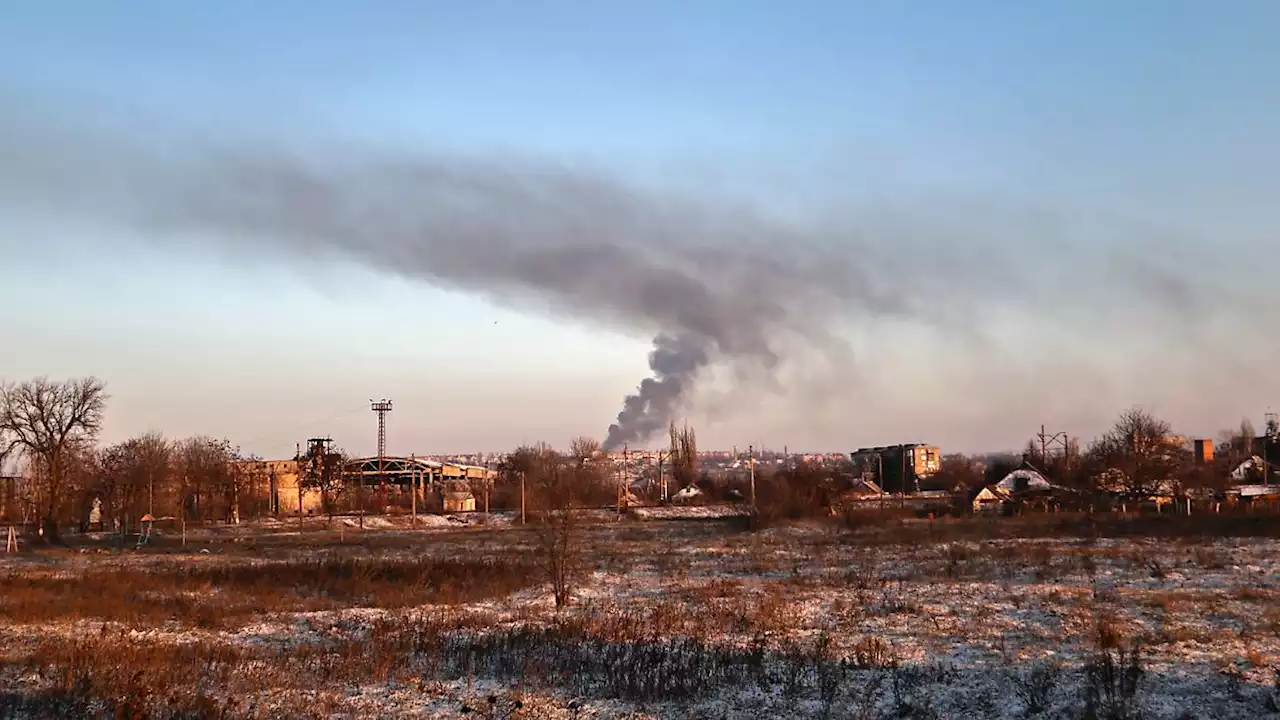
[2, 519, 1279, 718]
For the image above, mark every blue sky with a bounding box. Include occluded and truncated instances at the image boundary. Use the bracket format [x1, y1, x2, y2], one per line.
[2, 1, 1278, 456]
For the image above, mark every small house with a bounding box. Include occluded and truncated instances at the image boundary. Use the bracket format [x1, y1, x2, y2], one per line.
[442, 488, 476, 513]
[996, 465, 1051, 493]
[972, 486, 1012, 514]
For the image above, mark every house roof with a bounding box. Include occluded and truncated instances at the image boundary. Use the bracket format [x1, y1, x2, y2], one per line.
[672, 485, 702, 500]
[1231, 455, 1272, 481]
[974, 486, 1012, 502]
[1232, 485, 1280, 498]
[996, 467, 1051, 492]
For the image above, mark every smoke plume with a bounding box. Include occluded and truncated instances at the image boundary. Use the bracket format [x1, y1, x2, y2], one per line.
[605, 333, 711, 449]
[0, 116, 911, 449]
[2, 101, 1273, 450]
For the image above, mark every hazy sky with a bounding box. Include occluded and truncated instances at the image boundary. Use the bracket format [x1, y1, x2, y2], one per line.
[1, 1, 1278, 458]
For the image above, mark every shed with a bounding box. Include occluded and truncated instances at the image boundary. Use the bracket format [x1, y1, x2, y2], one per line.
[443, 490, 476, 513]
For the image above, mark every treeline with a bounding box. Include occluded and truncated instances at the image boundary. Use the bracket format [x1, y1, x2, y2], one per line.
[1, 377, 262, 541]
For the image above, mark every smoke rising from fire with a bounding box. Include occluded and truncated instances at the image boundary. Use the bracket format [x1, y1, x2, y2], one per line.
[0, 117, 912, 449]
[1, 104, 1273, 449]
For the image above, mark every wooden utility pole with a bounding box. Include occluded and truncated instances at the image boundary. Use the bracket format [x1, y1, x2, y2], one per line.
[410, 456, 417, 529]
[748, 444, 756, 512]
[657, 450, 668, 502]
[520, 470, 526, 524]
[878, 454, 885, 511]
[296, 443, 304, 532]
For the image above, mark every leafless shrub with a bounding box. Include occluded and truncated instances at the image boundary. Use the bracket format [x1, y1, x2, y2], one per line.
[1012, 659, 1062, 716]
[1082, 643, 1144, 720]
[890, 665, 942, 719]
[850, 636, 896, 669]
[841, 553, 881, 590]
[812, 631, 850, 716]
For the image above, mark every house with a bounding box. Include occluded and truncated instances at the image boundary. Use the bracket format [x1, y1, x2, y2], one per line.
[972, 486, 1012, 513]
[1231, 456, 1264, 483]
[996, 465, 1052, 493]
[1225, 484, 1280, 506]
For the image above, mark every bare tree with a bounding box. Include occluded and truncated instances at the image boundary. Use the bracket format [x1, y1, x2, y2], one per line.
[0, 377, 108, 541]
[173, 436, 242, 524]
[569, 436, 601, 463]
[668, 421, 699, 491]
[932, 453, 985, 491]
[97, 433, 173, 529]
[1088, 408, 1189, 499]
[300, 442, 349, 522]
[525, 447, 588, 608]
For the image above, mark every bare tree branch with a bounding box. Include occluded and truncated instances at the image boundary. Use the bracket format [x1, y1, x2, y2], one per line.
[0, 377, 108, 541]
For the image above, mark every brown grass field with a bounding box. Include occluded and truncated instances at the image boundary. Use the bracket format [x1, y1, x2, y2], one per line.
[2, 511, 1279, 719]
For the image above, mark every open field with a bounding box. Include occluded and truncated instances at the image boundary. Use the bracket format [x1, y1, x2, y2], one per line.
[2, 513, 1280, 719]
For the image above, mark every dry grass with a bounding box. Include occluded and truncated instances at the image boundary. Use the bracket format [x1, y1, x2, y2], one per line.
[0, 556, 541, 628]
[4, 515, 1280, 718]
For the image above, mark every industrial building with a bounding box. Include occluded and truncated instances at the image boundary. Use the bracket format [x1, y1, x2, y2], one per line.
[239, 455, 498, 517]
[850, 444, 941, 494]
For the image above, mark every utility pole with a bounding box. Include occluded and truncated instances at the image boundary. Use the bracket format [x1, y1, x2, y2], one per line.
[295, 442, 303, 532]
[878, 453, 885, 511]
[181, 471, 187, 547]
[657, 450, 668, 502]
[410, 455, 417, 529]
[900, 446, 906, 508]
[1037, 424, 1070, 474]
[748, 444, 756, 513]
[520, 470, 526, 524]
[623, 445, 630, 513]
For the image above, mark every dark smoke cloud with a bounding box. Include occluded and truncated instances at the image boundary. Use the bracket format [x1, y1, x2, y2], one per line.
[606, 332, 712, 449]
[2, 101, 1272, 451]
[0, 115, 913, 449]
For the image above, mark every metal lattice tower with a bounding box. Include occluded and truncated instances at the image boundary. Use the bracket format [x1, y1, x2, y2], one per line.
[370, 399, 393, 468]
